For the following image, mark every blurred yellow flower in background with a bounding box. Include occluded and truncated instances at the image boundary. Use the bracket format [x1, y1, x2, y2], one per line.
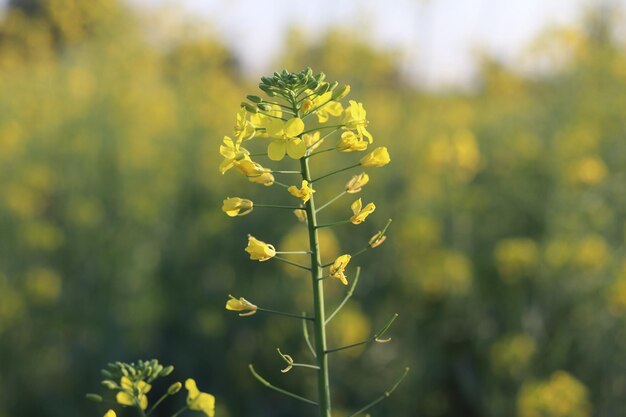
[517, 371, 591, 417]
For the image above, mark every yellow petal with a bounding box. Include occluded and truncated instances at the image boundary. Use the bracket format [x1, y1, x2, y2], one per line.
[139, 395, 148, 410]
[284, 117, 304, 137]
[268, 140, 286, 161]
[104, 410, 117, 417]
[351, 198, 362, 215]
[265, 118, 284, 137]
[116, 391, 134, 406]
[286, 139, 306, 159]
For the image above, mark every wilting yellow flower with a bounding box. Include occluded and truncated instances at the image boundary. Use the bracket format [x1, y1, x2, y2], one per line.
[360, 147, 390, 167]
[245, 235, 276, 261]
[288, 180, 315, 203]
[235, 160, 274, 186]
[368, 231, 386, 248]
[303, 131, 323, 152]
[219, 136, 250, 174]
[345, 173, 369, 194]
[266, 117, 306, 160]
[185, 379, 215, 417]
[293, 209, 307, 223]
[330, 254, 351, 285]
[311, 91, 343, 123]
[116, 376, 151, 410]
[343, 100, 373, 143]
[222, 197, 253, 217]
[225, 295, 258, 316]
[336, 131, 368, 152]
[350, 198, 376, 224]
[103, 410, 116, 417]
[233, 107, 256, 141]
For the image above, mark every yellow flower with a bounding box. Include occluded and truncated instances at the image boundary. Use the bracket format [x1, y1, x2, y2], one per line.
[222, 197, 253, 217]
[266, 117, 306, 160]
[245, 235, 276, 261]
[360, 147, 390, 168]
[345, 173, 369, 194]
[350, 198, 376, 224]
[116, 376, 151, 410]
[185, 379, 215, 417]
[104, 410, 116, 417]
[336, 131, 368, 152]
[225, 295, 258, 316]
[303, 131, 323, 152]
[235, 160, 275, 186]
[343, 100, 373, 143]
[330, 254, 351, 285]
[311, 91, 343, 123]
[288, 180, 315, 203]
[233, 107, 256, 141]
[219, 136, 250, 174]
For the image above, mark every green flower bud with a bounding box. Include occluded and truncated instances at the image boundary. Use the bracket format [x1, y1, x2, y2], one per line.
[241, 103, 258, 113]
[167, 382, 183, 395]
[161, 365, 175, 377]
[332, 85, 351, 100]
[102, 380, 118, 389]
[257, 103, 271, 111]
[86, 393, 103, 402]
[247, 95, 262, 103]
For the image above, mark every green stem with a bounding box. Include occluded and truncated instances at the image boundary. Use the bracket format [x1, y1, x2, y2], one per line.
[146, 391, 170, 416]
[325, 267, 360, 325]
[306, 148, 336, 158]
[316, 191, 347, 213]
[316, 219, 350, 229]
[248, 365, 318, 406]
[255, 204, 303, 210]
[301, 153, 332, 417]
[312, 163, 360, 183]
[273, 256, 311, 270]
[257, 307, 314, 321]
[345, 367, 410, 417]
[301, 124, 345, 136]
[325, 314, 398, 354]
[302, 313, 317, 358]
[170, 405, 189, 417]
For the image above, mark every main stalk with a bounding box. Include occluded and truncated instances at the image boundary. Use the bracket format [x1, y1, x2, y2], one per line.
[294, 99, 332, 417]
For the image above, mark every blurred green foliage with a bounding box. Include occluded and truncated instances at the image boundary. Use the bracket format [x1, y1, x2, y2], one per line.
[0, 1, 625, 417]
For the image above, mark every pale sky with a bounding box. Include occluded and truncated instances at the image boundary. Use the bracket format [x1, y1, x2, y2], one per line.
[6, 0, 626, 88]
[128, 0, 624, 88]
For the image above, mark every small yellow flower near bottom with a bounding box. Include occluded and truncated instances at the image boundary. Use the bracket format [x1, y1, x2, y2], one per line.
[103, 410, 116, 417]
[330, 254, 351, 285]
[226, 295, 258, 316]
[186, 379, 216, 417]
[245, 235, 276, 261]
[350, 198, 376, 224]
